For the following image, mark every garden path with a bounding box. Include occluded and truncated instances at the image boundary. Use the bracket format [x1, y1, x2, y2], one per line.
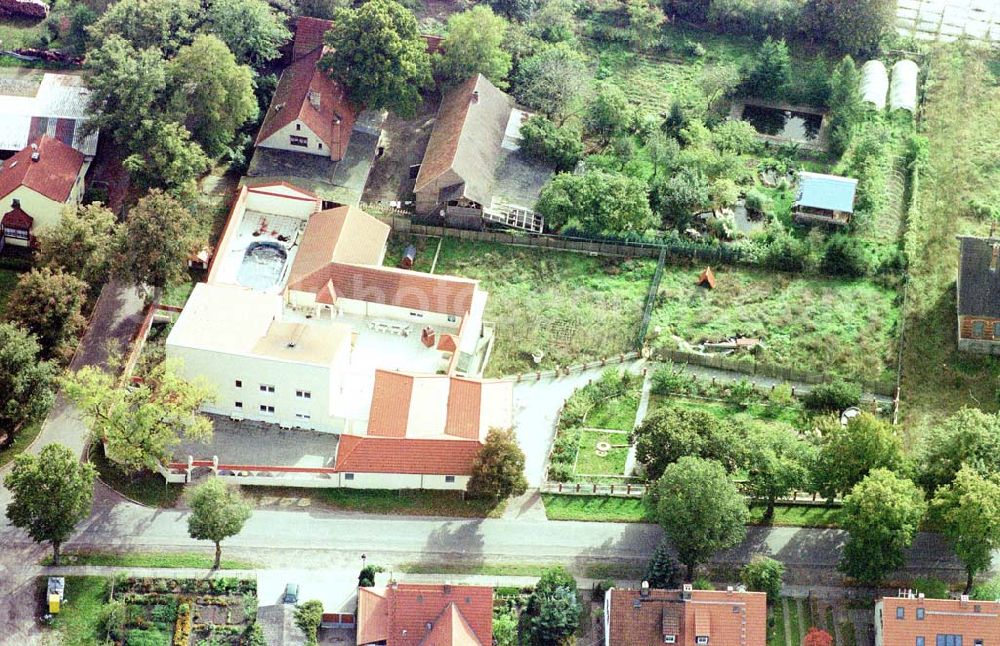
[623, 369, 653, 476]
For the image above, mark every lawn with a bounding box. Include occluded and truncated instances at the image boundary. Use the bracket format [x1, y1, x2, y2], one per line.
[0, 267, 21, 313]
[43, 551, 257, 570]
[899, 46, 1000, 440]
[427, 238, 655, 376]
[88, 444, 183, 509]
[159, 270, 202, 308]
[541, 494, 844, 528]
[585, 389, 640, 431]
[0, 420, 42, 469]
[573, 429, 630, 477]
[0, 15, 48, 50]
[650, 264, 901, 384]
[242, 486, 507, 519]
[649, 393, 804, 429]
[47, 576, 110, 646]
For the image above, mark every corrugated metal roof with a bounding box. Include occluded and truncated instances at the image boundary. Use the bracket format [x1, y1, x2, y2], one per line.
[796, 171, 858, 213]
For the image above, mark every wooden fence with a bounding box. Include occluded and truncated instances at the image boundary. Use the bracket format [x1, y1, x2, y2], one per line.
[540, 481, 842, 505]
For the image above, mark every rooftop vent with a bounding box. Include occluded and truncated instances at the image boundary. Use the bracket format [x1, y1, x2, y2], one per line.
[308, 90, 321, 110]
[640, 581, 650, 597]
[30, 143, 39, 162]
[471, 90, 479, 104]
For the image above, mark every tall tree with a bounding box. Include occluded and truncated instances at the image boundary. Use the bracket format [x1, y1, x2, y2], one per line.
[124, 120, 211, 195]
[631, 405, 743, 481]
[203, 0, 292, 68]
[811, 413, 905, 501]
[467, 428, 528, 501]
[930, 466, 1000, 593]
[651, 168, 711, 232]
[918, 407, 1000, 495]
[36, 203, 122, 287]
[527, 567, 579, 646]
[435, 6, 512, 88]
[840, 469, 926, 586]
[645, 541, 683, 589]
[167, 34, 258, 158]
[518, 116, 583, 172]
[89, 0, 201, 56]
[625, 0, 666, 52]
[741, 37, 790, 100]
[486, 0, 535, 21]
[827, 56, 863, 156]
[744, 426, 812, 522]
[84, 36, 169, 147]
[584, 83, 633, 148]
[804, 628, 835, 646]
[0, 323, 57, 449]
[804, 0, 896, 56]
[113, 189, 205, 290]
[4, 267, 88, 360]
[513, 43, 590, 123]
[536, 170, 654, 236]
[320, 0, 432, 117]
[63, 360, 215, 474]
[650, 457, 749, 580]
[187, 477, 252, 569]
[4, 444, 97, 565]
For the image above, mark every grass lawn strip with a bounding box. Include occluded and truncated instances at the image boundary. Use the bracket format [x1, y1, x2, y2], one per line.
[242, 486, 506, 519]
[0, 420, 42, 469]
[651, 265, 900, 385]
[47, 576, 110, 646]
[43, 551, 257, 570]
[88, 444, 183, 509]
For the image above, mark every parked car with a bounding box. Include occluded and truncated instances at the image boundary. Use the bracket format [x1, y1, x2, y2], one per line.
[283, 583, 299, 604]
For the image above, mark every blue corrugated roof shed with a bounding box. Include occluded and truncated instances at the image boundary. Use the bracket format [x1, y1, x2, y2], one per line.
[796, 172, 858, 213]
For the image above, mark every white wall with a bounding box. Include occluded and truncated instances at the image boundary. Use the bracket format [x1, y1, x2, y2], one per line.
[166, 343, 347, 433]
[337, 472, 470, 490]
[257, 120, 329, 158]
[245, 185, 319, 219]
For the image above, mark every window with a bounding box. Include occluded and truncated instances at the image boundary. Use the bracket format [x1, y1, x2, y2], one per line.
[916, 608, 925, 620]
[296, 390, 311, 399]
[295, 123, 301, 131]
[318, 143, 323, 150]
[664, 637, 676, 645]
[290, 135, 308, 147]
[259, 404, 275, 414]
[994, 322, 1000, 339]
[235, 401, 243, 409]
[447, 315, 456, 323]
[974, 640, 983, 646]
[2, 227, 29, 240]
[916, 639, 924, 646]
[937, 636, 964, 646]
[260, 384, 275, 393]
[445, 475, 456, 483]
[897, 607, 905, 619]
[295, 413, 311, 420]
[235, 379, 242, 388]
[973, 320, 986, 338]
[344, 473, 354, 481]
[696, 638, 709, 645]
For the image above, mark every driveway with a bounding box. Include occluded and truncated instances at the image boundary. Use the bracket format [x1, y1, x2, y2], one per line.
[511, 360, 646, 486]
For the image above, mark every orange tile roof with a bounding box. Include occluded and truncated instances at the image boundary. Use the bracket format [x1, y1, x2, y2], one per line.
[255, 47, 358, 160]
[437, 333, 458, 353]
[288, 206, 390, 285]
[880, 596, 1000, 646]
[357, 584, 492, 646]
[608, 587, 767, 646]
[366, 371, 416, 438]
[290, 262, 478, 318]
[334, 434, 484, 476]
[445, 377, 487, 440]
[0, 135, 84, 202]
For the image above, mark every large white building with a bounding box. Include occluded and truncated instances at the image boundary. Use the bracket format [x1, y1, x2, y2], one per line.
[165, 182, 510, 489]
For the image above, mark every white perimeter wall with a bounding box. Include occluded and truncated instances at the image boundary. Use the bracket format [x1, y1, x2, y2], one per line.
[245, 185, 319, 220]
[288, 293, 464, 331]
[337, 472, 470, 490]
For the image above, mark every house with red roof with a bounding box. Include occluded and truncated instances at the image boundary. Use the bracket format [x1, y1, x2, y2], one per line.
[357, 583, 493, 646]
[605, 584, 768, 646]
[1, 135, 86, 248]
[876, 593, 1000, 646]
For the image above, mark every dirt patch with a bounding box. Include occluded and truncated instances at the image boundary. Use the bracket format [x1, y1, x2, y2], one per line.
[362, 90, 440, 205]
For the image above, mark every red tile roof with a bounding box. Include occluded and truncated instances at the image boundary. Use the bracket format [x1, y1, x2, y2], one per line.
[607, 587, 767, 646]
[292, 16, 333, 60]
[2, 205, 34, 231]
[287, 206, 390, 285]
[255, 47, 358, 160]
[334, 434, 483, 476]
[366, 370, 416, 438]
[0, 135, 84, 202]
[290, 262, 478, 318]
[880, 596, 1000, 646]
[357, 584, 492, 646]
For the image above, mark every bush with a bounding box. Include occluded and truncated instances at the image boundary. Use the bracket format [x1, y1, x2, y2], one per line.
[803, 380, 861, 412]
[358, 564, 385, 587]
[707, 0, 804, 40]
[762, 230, 812, 273]
[547, 462, 574, 482]
[726, 379, 758, 409]
[518, 115, 583, 172]
[294, 600, 324, 646]
[651, 363, 691, 396]
[744, 189, 773, 217]
[820, 234, 871, 277]
[592, 579, 615, 601]
[645, 541, 682, 589]
[692, 577, 715, 590]
[740, 555, 784, 603]
[911, 576, 949, 599]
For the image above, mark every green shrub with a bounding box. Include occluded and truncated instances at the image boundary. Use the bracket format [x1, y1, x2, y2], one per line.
[651, 363, 692, 396]
[744, 189, 773, 217]
[692, 577, 715, 590]
[911, 576, 949, 599]
[726, 379, 758, 408]
[803, 380, 861, 412]
[548, 462, 574, 482]
[294, 600, 324, 646]
[128, 628, 169, 646]
[740, 555, 785, 604]
[645, 542, 682, 589]
[358, 564, 385, 587]
[551, 430, 581, 465]
[762, 230, 812, 272]
[151, 601, 178, 624]
[519, 115, 583, 172]
[592, 579, 615, 601]
[821, 234, 871, 277]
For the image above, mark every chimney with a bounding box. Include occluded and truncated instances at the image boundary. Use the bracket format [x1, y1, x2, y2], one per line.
[443, 584, 451, 595]
[640, 581, 650, 597]
[30, 143, 39, 162]
[682, 584, 692, 600]
[308, 90, 321, 110]
[991, 243, 999, 273]
[471, 90, 479, 104]
[726, 586, 734, 594]
[961, 594, 970, 606]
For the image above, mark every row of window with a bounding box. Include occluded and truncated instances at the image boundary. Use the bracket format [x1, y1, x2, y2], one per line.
[234, 380, 311, 399]
[233, 402, 311, 420]
[910, 635, 982, 646]
[970, 320, 1000, 339]
[339, 473, 458, 483]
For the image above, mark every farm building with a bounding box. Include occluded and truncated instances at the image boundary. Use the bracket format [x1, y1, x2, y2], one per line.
[955, 235, 1000, 355]
[792, 171, 858, 226]
[860, 60, 889, 110]
[889, 60, 919, 112]
[413, 74, 552, 233]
